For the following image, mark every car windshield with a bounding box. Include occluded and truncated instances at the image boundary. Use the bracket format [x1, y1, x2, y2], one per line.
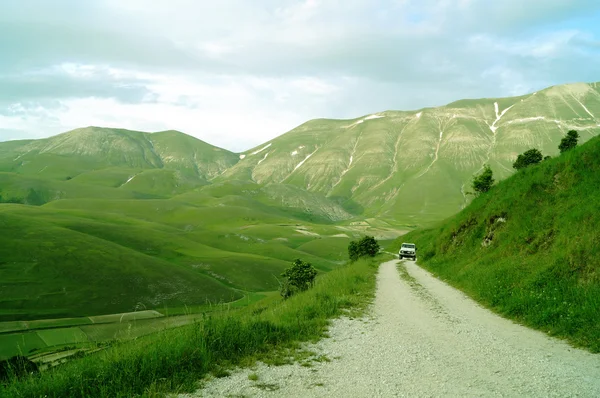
[401, 244, 415, 249]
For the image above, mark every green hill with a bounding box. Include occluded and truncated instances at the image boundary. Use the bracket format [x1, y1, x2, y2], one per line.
[398, 135, 600, 351]
[223, 82, 600, 225]
[0, 126, 239, 183]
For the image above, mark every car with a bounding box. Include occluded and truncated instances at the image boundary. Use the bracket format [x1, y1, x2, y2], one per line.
[399, 243, 417, 260]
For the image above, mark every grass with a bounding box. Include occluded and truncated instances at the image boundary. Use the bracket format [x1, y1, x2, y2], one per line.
[1, 256, 382, 397]
[396, 136, 600, 352]
[0, 191, 349, 321]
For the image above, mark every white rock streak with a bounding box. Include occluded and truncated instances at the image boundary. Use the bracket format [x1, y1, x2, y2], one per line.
[119, 173, 140, 187]
[489, 102, 514, 133]
[291, 150, 298, 156]
[507, 116, 545, 124]
[293, 148, 318, 171]
[257, 152, 269, 165]
[332, 134, 362, 189]
[571, 95, 595, 118]
[346, 114, 386, 127]
[416, 131, 443, 179]
[251, 143, 271, 155]
[239, 154, 246, 159]
[416, 112, 422, 119]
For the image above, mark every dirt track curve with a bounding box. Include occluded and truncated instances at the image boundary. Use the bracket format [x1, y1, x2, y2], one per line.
[184, 259, 600, 397]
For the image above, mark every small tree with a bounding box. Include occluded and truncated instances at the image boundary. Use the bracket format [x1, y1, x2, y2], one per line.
[471, 164, 494, 194]
[558, 130, 579, 153]
[348, 236, 380, 261]
[280, 259, 317, 298]
[513, 148, 543, 170]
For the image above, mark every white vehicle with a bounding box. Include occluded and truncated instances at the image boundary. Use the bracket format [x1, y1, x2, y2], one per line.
[399, 243, 417, 260]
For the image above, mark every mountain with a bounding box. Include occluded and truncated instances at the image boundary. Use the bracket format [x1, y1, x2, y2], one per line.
[0, 127, 239, 197]
[223, 82, 600, 225]
[398, 134, 600, 351]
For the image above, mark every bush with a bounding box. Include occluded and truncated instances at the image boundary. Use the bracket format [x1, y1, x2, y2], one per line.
[471, 164, 494, 194]
[513, 148, 543, 170]
[280, 259, 317, 298]
[348, 236, 380, 261]
[558, 130, 579, 153]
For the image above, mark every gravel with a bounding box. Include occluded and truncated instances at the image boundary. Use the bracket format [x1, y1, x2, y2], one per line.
[182, 259, 600, 397]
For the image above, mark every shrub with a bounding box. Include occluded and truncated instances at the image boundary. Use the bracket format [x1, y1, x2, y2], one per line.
[348, 236, 380, 261]
[558, 130, 579, 153]
[280, 259, 317, 298]
[513, 148, 543, 170]
[471, 164, 494, 194]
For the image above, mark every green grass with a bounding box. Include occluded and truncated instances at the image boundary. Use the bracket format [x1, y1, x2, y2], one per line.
[397, 136, 600, 351]
[0, 205, 240, 320]
[1, 256, 382, 397]
[0, 333, 47, 358]
[36, 328, 89, 347]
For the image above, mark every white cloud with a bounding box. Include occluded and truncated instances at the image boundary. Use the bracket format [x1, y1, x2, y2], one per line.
[0, 0, 599, 150]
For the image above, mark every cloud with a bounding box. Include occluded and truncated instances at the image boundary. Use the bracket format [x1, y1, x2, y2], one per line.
[0, 0, 599, 151]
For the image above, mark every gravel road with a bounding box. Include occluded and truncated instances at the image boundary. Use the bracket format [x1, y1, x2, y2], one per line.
[184, 259, 600, 397]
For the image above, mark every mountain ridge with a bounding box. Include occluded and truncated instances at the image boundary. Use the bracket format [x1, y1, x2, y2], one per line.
[0, 80, 599, 224]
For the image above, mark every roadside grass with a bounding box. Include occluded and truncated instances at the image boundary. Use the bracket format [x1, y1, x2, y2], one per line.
[397, 136, 600, 352]
[1, 256, 383, 397]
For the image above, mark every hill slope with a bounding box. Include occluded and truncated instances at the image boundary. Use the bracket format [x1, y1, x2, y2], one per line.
[223, 82, 600, 224]
[0, 127, 239, 186]
[397, 135, 600, 351]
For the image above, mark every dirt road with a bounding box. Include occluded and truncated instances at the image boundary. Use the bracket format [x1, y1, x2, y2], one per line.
[188, 259, 600, 397]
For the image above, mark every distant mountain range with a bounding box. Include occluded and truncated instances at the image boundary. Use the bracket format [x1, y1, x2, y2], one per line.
[2, 81, 598, 224]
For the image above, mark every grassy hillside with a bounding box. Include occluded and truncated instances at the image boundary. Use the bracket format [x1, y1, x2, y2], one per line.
[0, 127, 239, 184]
[0, 204, 240, 321]
[223, 81, 600, 225]
[0, 186, 358, 321]
[397, 135, 600, 351]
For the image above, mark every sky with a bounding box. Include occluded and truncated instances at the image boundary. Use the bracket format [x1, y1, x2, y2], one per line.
[1, 0, 599, 152]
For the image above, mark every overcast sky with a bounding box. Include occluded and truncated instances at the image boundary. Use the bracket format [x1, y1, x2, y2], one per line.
[1, 0, 599, 151]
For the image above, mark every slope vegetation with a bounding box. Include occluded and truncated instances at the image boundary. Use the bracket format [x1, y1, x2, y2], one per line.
[398, 135, 600, 351]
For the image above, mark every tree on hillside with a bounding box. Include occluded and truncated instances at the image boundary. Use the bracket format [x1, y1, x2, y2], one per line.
[513, 148, 543, 170]
[471, 164, 495, 194]
[279, 259, 317, 298]
[348, 236, 380, 262]
[559, 130, 579, 153]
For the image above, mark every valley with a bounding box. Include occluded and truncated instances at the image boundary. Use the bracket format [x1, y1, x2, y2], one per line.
[0, 81, 599, 365]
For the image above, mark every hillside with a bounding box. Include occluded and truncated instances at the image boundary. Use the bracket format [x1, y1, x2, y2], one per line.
[0, 127, 239, 195]
[223, 82, 600, 225]
[397, 135, 600, 351]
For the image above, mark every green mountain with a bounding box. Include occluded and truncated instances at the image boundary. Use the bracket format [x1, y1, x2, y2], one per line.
[0, 81, 599, 321]
[399, 135, 600, 351]
[0, 127, 239, 198]
[224, 82, 600, 225]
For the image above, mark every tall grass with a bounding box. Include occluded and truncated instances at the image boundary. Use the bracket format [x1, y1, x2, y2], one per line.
[1, 256, 382, 397]
[396, 136, 600, 351]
